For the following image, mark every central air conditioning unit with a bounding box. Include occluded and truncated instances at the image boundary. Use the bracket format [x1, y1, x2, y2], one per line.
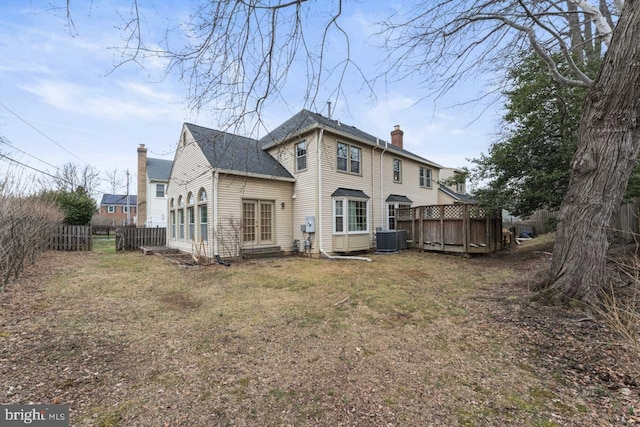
[396, 230, 408, 250]
[376, 231, 398, 252]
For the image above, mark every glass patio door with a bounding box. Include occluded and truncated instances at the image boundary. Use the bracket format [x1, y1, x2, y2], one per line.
[242, 200, 274, 246]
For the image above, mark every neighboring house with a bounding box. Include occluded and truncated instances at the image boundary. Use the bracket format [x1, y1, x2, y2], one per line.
[166, 109, 452, 259]
[136, 144, 173, 227]
[437, 168, 478, 205]
[97, 194, 137, 226]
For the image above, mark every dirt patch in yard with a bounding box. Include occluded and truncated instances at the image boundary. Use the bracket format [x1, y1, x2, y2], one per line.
[0, 242, 638, 426]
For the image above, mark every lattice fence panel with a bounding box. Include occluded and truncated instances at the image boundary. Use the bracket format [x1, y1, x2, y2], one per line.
[443, 205, 463, 219]
[423, 206, 441, 219]
[397, 208, 413, 221]
[469, 207, 487, 218]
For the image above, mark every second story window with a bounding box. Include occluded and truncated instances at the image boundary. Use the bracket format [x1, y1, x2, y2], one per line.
[393, 159, 402, 183]
[337, 142, 362, 175]
[122, 206, 129, 213]
[456, 182, 465, 193]
[295, 141, 307, 171]
[107, 205, 115, 213]
[350, 146, 361, 174]
[420, 167, 432, 188]
[156, 183, 165, 197]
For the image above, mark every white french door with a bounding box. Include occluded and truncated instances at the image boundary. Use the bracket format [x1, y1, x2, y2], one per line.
[242, 200, 274, 246]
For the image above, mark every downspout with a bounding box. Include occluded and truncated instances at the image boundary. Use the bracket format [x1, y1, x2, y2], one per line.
[380, 138, 388, 230]
[318, 126, 371, 262]
[213, 170, 219, 257]
[372, 141, 377, 234]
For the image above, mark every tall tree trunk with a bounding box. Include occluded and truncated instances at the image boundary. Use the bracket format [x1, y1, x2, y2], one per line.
[567, 0, 585, 64]
[547, 0, 640, 303]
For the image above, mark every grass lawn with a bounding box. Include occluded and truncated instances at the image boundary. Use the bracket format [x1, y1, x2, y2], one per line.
[1, 238, 638, 426]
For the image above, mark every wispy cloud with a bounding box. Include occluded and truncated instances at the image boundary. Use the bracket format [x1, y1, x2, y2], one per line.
[19, 79, 185, 122]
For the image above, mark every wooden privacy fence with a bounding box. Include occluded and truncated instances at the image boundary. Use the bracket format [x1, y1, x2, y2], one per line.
[116, 227, 166, 251]
[49, 225, 92, 251]
[611, 198, 640, 241]
[396, 204, 502, 254]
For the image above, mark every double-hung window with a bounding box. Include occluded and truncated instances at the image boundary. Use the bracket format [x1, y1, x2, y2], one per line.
[107, 205, 115, 213]
[156, 183, 165, 197]
[337, 142, 361, 175]
[122, 206, 129, 213]
[334, 200, 344, 233]
[393, 159, 402, 183]
[295, 141, 307, 171]
[198, 188, 208, 241]
[419, 166, 432, 188]
[170, 210, 176, 239]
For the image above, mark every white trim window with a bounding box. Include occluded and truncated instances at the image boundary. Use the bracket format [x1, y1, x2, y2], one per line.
[178, 195, 184, 240]
[393, 159, 402, 183]
[333, 197, 368, 234]
[334, 200, 344, 233]
[295, 141, 307, 171]
[337, 142, 361, 175]
[419, 166, 432, 188]
[170, 210, 176, 239]
[122, 206, 129, 213]
[170, 198, 176, 239]
[387, 203, 411, 230]
[156, 183, 165, 197]
[187, 207, 195, 240]
[198, 188, 208, 242]
[107, 205, 115, 213]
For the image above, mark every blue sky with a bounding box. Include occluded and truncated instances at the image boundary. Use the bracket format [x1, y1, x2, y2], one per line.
[0, 1, 500, 195]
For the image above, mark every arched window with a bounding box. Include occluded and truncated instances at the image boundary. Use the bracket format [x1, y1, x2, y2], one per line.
[198, 188, 208, 241]
[178, 195, 183, 207]
[170, 199, 176, 239]
[186, 193, 195, 240]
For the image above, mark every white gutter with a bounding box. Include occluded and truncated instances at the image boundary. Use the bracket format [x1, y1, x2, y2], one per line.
[213, 170, 219, 256]
[380, 138, 388, 230]
[317, 126, 371, 262]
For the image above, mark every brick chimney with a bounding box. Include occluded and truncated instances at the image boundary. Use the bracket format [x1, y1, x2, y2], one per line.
[137, 144, 147, 228]
[391, 125, 404, 149]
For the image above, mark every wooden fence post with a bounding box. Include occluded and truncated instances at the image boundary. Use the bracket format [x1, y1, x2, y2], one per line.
[439, 205, 445, 251]
[418, 207, 424, 251]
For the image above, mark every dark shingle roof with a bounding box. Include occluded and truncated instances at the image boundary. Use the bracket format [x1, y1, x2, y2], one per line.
[438, 185, 478, 204]
[260, 109, 443, 168]
[331, 188, 370, 199]
[101, 194, 137, 206]
[185, 123, 293, 179]
[147, 158, 172, 181]
[386, 194, 413, 203]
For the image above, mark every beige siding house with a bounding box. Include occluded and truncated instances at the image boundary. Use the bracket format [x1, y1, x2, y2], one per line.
[166, 110, 467, 259]
[437, 168, 478, 205]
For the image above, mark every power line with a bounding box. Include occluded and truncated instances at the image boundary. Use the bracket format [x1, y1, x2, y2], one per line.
[0, 153, 73, 185]
[0, 100, 96, 169]
[0, 136, 62, 172]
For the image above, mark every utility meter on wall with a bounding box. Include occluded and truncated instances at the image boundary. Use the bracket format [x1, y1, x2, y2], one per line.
[305, 216, 316, 233]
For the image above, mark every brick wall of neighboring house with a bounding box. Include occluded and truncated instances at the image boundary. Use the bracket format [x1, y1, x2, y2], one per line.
[97, 205, 137, 226]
